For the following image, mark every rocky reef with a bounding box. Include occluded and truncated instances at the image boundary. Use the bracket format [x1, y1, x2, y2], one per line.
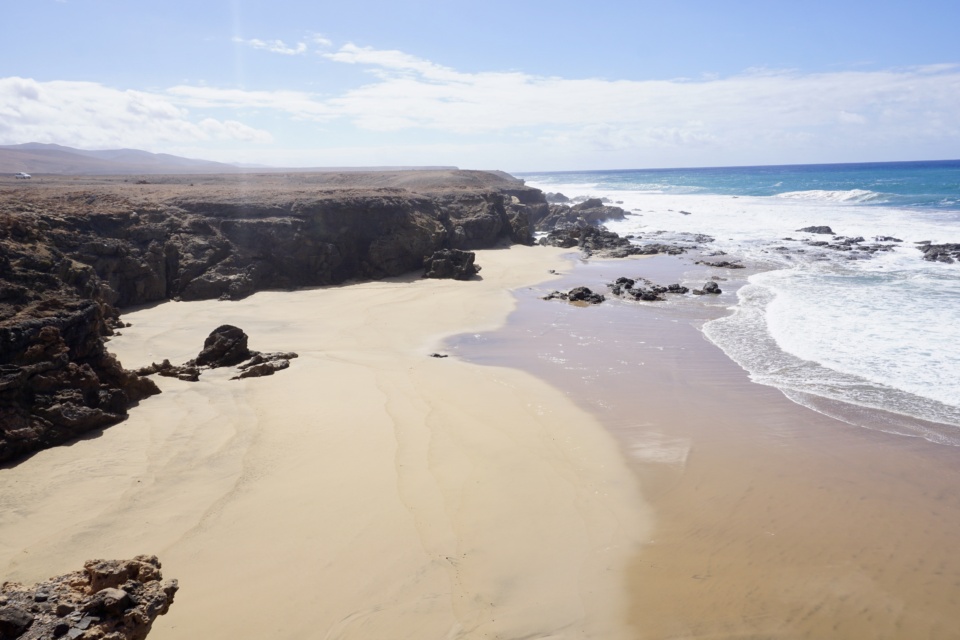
[0, 555, 177, 640]
[0, 171, 543, 463]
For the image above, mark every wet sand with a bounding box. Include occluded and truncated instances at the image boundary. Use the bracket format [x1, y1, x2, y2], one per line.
[452, 255, 960, 639]
[0, 245, 650, 639]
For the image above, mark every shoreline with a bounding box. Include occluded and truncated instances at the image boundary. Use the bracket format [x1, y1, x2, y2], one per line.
[0, 245, 652, 639]
[452, 252, 960, 638]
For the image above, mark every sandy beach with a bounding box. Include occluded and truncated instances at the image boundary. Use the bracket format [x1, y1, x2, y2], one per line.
[0, 245, 651, 639]
[4, 243, 960, 639]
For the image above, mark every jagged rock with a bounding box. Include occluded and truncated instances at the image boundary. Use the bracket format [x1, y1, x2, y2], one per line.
[0, 312, 160, 464]
[231, 352, 298, 380]
[917, 242, 960, 263]
[538, 224, 687, 259]
[543, 287, 604, 305]
[692, 282, 723, 296]
[544, 192, 570, 204]
[422, 249, 480, 280]
[137, 328, 299, 383]
[0, 605, 34, 638]
[607, 276, 690, 302]
[529, 200, 628, 232]
[696, 260, 745, 269]
[0, 555, 176, 640]
[797, 226, 835, 235]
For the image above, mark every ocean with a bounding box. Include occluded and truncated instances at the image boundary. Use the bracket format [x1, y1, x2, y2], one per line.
[519, 160, 960, 445]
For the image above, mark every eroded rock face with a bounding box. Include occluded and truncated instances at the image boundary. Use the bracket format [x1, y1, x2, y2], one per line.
[0, 555, 177, 640]
[0, 304, 160, 464]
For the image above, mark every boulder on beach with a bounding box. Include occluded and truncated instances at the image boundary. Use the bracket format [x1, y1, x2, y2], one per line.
[422, 249, 480, 280]
[136, 325, 298, 382]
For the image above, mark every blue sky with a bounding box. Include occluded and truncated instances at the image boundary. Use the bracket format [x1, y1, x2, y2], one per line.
[1, 0, 958, 170]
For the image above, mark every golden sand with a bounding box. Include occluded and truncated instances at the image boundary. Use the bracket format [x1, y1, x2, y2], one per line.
[0, 246, 651, 639]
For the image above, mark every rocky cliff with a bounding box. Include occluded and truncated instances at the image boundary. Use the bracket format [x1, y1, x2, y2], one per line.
[0, 171, 543, 463]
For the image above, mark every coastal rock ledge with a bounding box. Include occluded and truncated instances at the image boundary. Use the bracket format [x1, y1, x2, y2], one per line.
[0, 555, 177, 640]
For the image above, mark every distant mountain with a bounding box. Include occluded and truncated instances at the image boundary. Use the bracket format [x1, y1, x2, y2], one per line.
[0, 143, 242, 175]
[0, 143, 460, 176]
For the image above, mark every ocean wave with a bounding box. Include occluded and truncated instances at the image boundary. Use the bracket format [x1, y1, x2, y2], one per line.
[775, 189, 888, 203]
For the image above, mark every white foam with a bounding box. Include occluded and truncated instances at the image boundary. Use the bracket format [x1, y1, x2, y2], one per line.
[775, 189, 888, 204]
[529, 180, 960, 434]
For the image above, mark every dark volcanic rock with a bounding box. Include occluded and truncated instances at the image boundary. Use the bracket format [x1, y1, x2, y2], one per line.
[692, 281, 722, 295]
[422, 249, 480, 280]
[538, 224, 687, 259]
[797, 226, 835, 235]
[0, 304, 160, 464]
[543, 286, 605, 305]
[544, 192, 570, 204]
[0, 555, 176, 640]
[607, 276, 690, 302]
[137, 326, 299, 382]
[194, 324, 251, 367]
[917, 242, 960, 263]
[529, 200, 628, 232]
[696, 259, 745, 269]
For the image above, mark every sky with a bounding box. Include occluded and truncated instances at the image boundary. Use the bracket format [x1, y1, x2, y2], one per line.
[1, 0, 959, 171]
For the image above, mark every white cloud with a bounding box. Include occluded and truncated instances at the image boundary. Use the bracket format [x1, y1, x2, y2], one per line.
[0, 77, 273, 148]
[3, 44, 959, 168]
[232, 37, 307, 56]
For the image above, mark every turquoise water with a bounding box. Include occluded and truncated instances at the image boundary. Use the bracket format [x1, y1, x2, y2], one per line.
[520, 160, 960, 444]
[520, 159, 960, 210]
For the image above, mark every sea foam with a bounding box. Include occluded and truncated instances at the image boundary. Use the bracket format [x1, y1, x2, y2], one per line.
[524, 162, 960, 444]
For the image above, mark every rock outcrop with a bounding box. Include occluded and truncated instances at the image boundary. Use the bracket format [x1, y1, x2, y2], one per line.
[607, 277, 689, 301]
[0, 555, 177, 640]
[136, 325, 298, 382]
[797, 226, 835, 235]
[917, 242, 960, 263]
[530, 199, 627, 232]
[538, 224, 688, 259]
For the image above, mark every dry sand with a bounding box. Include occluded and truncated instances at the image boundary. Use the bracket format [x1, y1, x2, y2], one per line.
[0, 245, 651, 639]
